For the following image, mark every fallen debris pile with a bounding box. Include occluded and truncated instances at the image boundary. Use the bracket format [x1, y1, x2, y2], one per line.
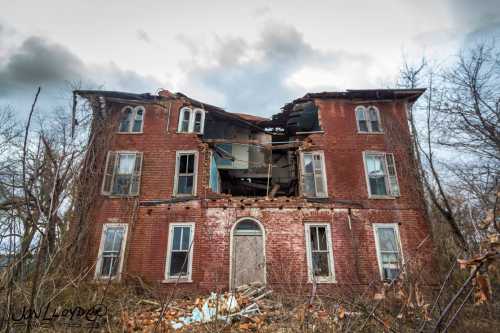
[122, 283, 282, 331]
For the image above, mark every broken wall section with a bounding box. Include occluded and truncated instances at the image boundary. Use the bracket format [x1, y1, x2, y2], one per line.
[204, 100, 322, 198]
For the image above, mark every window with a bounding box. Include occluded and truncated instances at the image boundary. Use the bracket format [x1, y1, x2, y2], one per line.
[177, 107, 205, 134]
[165, 223, 194, 280]
[95, 224, 128, 280]
[363, 152, 400, 197]
[193, 110, 204, 134]
[209, 152, 220, 193]
[179, 107, 191, 132]
[373, 224, 403, 280]
[102, 152, 143, 196]
[118, 106, 144, 133]
[301, 151, 328, 197]
[174, 151, 198, 196]
[355, 106, 382, 133]
[305, 223, 335, 283]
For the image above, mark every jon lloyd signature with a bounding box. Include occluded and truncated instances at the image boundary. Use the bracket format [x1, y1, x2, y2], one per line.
[1, 303, 107, 329]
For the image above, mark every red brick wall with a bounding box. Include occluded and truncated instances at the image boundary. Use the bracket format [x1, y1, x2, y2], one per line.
[84, 97, 434, 294]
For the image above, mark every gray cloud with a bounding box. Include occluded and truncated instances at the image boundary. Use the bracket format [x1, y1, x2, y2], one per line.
[449, 0, 500, 44]
[0, 34, 164, 112]
[178, 22, 373, 116]
[136, 29, 151, 43]
[0, 36, 85, 95]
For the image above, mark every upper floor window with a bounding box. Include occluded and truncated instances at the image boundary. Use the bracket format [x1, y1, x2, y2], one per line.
[178, 107, 205, 134]
[119, 106, 145, 133]
[355, 106, 382, 133]
[102, 151, 143, 196]
[174, 151, 198, 196]
[95, 223, 128, 280]
[373, 224, 403, 280]
[363, 152, 400, 197]
[301, 151, 328, 198]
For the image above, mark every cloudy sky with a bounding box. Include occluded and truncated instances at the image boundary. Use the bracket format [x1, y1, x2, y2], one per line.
[0, 0, 499, 117]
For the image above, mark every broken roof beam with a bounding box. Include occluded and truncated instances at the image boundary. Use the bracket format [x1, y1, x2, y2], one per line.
[270, 142, 300, 150]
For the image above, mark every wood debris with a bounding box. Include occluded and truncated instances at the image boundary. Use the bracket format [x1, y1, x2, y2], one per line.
[122, 284, 279, 331]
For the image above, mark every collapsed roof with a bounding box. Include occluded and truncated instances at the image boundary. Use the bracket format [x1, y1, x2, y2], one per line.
[75, 88, 425, 133]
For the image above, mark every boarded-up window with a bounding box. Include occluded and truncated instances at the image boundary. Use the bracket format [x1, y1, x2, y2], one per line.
[301, 151, 328, 197]
[101, 152, 143, 196]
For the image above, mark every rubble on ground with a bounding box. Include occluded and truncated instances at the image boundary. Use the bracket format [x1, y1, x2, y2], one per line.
[122, 283, 280, 331]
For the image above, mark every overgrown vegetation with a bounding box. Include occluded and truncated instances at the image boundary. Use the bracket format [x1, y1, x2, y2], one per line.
[0, 42, 499, 332]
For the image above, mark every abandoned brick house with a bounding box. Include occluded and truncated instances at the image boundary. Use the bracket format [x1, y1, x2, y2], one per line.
[74, 88, 434, 292]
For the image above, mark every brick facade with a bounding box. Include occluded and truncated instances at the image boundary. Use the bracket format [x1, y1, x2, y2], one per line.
[80, 90, 434, 294]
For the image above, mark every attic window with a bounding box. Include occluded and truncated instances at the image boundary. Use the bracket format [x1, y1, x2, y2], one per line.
[178, 107, 205, 134]
[355, 106, 382, 133]
[119, 106, 145, 133]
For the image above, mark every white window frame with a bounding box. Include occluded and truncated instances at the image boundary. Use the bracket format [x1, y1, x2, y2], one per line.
[299, 151, 328, 198]
[304, 223, 336, 283]
[192, 108, 205, 134]
[173, 150, 198, 196]
[355, 105, 383, 133]
[118, 105, 145, 133]
[373, 223, 404, 281]
[177, 107, 205, 134]
[178, 107, 192, 133]
[164, 222, 195, 282]
[101, 151, 143, 197]
[362, 151, 400, 198]
[94, 223, 128, 281]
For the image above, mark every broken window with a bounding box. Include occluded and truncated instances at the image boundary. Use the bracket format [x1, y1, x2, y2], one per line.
[96, 224, 127, 279]
[355, 106, 382, 133]
[373, 224, 403, 280]
[301, 151, 328, 197]
[305, 224, 335, 282]
[363, 152, 400, 197]
[166, 223, 194, 279]
[174, 151, 197, 196]
[178, 107, 205, 134]
[102, 151, 143, 196]
[119, 106, 144, 133]
[209, 153, 220, 193]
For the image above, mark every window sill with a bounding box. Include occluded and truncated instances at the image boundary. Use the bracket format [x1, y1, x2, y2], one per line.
[368, 195, 398, 200]
[94, 276, 122, 283]
[357, 131, 384, 135]
[175, 131, 203, 135]
[104, 194, 140, 199]
[173, 194, 197, 198]
[307, 278, 337, 284]
[116, 132, 144, 135]
[161, 278, 193, 284]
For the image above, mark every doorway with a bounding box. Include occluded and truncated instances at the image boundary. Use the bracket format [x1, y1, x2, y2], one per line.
[231, 218, 266, 288]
